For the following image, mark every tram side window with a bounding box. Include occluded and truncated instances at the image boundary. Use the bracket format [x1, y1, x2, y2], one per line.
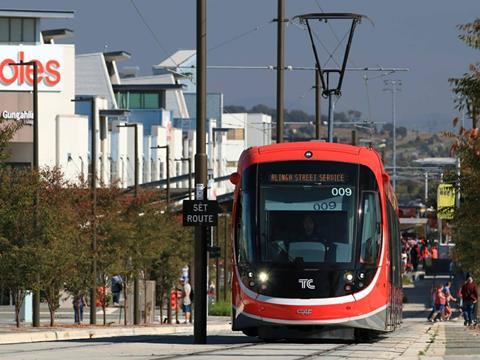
[236, 193, 254, 264]
[359, 191, 381, 265]
[387, 201, 402, 287]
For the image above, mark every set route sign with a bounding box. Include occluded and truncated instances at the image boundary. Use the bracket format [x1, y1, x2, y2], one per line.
[183, 200, 219, 226]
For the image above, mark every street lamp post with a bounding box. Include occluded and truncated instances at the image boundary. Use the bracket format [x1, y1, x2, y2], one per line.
[384, 80, 402, 192]
[117, 123, 140, 325]
[175, 158, 192, 200]
[151, 145, 170, 206]
[152, 144, 171, 324]
[10, 60, 40, 327]
[223, 214, 228, 302]
[72, 96, 98, 325]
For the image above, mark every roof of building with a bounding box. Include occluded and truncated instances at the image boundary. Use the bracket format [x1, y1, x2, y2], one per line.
[155, 50, 196, 68]
[112, 84, 183, 92]
[41, 28, 74, 43]
[120, 74, 177, 85]
[0, 9, 74, 19]
[76, 53, 117, 108]
[104, 51, 131, 62]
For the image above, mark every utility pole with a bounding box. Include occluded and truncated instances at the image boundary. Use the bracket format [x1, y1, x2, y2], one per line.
[384, 80, 402, 192]
[315, 68, 322, 139]
[276, 0, 285, 143]
[215, 221, 220, 303]
[195, 0, 208, 344]
[351, 130, 357, 146]
[424, 171, 428, 203]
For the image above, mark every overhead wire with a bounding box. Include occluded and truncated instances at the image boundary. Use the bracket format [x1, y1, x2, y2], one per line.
[129, 0, 179, 67]
[208, 20, 274, 53]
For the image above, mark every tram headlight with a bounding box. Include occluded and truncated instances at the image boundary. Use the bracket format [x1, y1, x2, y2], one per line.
[247, 272, 254, 278]
[258, 271, 269, 283]
[344, 272, 354, 283]
[358, 272, 366, 280]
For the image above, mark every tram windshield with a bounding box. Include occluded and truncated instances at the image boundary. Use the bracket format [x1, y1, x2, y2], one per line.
[236, 161, 381, 267]
[258, 162, 357, 265]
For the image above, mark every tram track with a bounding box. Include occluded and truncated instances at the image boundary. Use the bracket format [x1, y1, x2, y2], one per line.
[152, 338, 354, 359]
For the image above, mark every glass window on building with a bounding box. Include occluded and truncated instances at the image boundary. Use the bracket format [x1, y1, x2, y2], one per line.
[10, 18, 22, 42]
[115, 92, 163, 110]
[22, 18, 35, 43]
[227, 128, 245, 140]
[0, 18, 9, 42]
[129, 93, 142, 109]
[143, 93, 159, 109]
[0, 17, 36, 44]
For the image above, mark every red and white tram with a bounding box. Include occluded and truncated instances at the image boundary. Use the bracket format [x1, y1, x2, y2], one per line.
[229, 142, 402, 340]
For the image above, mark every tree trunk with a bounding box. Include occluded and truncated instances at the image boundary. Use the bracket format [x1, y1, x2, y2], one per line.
[159, 291, 163, 324]
[102, 284, 106, 325]
[143, 275, 147, 324]
[123, 281, 128, 326]
[14, 289, 25, 328]
[49, 309, 55, 327]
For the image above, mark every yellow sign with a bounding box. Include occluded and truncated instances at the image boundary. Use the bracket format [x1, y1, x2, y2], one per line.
[437, 183, 456, 220]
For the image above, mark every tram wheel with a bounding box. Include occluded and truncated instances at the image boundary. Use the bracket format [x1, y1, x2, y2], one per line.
[354, 329, 376, 342]
[242, 328, 258, 337]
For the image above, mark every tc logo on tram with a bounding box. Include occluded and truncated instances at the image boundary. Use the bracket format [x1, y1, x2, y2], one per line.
[298, 279, 315, 289]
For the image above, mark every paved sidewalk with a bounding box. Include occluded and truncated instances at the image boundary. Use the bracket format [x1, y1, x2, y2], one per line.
[420, 321, 480, 359]
[0, 316, 231, 345]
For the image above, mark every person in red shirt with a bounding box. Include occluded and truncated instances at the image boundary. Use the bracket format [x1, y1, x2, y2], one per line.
[428, 285, 446, 322]
[461, 274, 478, 326]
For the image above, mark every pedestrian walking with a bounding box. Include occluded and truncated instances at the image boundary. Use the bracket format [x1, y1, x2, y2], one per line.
[73, 292, 88, 324]
[461, 274, 478, 326]
[180, 278, 192, 324]
[443, 281, 456, 321]
[111, 275, 123, 306]
[428, 285, 446, 322]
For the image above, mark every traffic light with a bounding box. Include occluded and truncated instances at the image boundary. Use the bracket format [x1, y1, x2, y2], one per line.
[208, 246, 221, 259]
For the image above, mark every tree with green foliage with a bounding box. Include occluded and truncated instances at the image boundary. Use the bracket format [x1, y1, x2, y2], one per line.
[36, 168, 82, 326]
[0, 169, 38, 327]
[450, 19, 480, 128]
[0, 119, 23, 165]
[447, 19, 480, 278]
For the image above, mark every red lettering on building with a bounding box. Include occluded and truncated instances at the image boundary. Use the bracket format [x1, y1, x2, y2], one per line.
[0, 51, 61, 87]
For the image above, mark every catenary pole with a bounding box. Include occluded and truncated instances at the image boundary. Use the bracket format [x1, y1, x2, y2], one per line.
[315, 68, 322, 139]
[194, 0, 208, 344]
[276, 0, 285, 143]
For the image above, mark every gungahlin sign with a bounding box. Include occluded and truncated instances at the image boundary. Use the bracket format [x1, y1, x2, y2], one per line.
[0, 45, 64, 92]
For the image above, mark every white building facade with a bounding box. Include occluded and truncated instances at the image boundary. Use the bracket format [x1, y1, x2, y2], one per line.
[2, 10, 88, 182]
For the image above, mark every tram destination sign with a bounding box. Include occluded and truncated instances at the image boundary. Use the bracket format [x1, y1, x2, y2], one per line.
[183, 200, 219, 226]
[269, 173, 347, 183]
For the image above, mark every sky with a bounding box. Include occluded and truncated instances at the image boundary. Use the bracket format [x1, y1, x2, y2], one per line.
[5, 0, 480, 131]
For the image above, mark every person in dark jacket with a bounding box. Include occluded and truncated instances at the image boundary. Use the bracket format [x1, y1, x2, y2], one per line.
[461, 274, 478, 326]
